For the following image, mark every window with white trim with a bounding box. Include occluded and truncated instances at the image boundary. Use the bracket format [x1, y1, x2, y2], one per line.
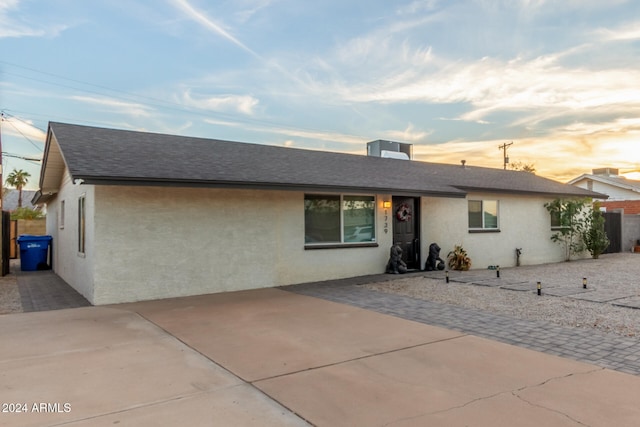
[304, 194, 376, 245]
[468, 200, 499, 230]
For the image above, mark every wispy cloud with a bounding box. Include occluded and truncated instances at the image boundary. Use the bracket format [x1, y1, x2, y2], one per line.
[0, 0, 67, 38]
[70, 96, 154, 117]
[203, 118, 366, 146]
[414, 136, 640, 182]
[0, 115, 46, 141]
[383, 123, 433, 143]
[180, 91, 259, 115]
[233, 0, 272, 23]
[168, 0, 260, 58]
[594, 21, 640, 41]
[301, 32, 640, 148]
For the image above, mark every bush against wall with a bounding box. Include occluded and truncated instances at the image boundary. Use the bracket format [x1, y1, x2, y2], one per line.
[544, 198, 589, 261]
[544, 198, 610, 261]
[582, 203, 609, 259]
[10, 207, 44, 220]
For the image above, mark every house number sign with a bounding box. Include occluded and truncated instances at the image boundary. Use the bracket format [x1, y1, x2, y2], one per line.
[384, 208, 389, 234]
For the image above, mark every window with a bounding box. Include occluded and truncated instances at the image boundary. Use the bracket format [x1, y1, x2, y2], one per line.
[305, 194, 375, 245]
[550, 210, 562, 229]
[59, 200, 65, 229]
[468, 200, 499, 230]
[78, 195, 86, 254]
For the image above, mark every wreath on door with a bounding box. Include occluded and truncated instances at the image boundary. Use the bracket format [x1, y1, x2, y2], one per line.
[396, 203, 412, 222]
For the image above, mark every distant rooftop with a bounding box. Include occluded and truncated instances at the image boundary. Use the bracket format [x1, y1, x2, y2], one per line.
[592, 167, 619, 176]
[3, 189, 39, 211]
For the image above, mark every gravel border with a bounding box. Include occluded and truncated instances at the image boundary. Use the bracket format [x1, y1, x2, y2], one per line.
[0, 270, 22, 315]
[364, 253, 640, 338]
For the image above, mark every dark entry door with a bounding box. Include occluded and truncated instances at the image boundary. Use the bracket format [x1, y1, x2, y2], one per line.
[392, 197, 420, 270]
[603, 211, 622, 253]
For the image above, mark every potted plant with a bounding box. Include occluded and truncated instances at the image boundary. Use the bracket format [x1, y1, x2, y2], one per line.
[448, 245, 472, 271]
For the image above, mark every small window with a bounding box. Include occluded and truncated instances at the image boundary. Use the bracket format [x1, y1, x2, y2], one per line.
[468, 200, 499, 230]
[78, 195, 86, 254]
[550, 210, 562, 229]
[59, 200, 65, 229]
[305, 194, 376, 244]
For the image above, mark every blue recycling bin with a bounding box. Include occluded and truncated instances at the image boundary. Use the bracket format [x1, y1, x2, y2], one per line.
[17, 235, 52, 271]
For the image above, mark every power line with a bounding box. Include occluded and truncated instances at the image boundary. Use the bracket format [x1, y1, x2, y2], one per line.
[2, 152, 41, 163]
[1, 61, 260, 126]
[0, 60, 369, 143]
[0, 112, 44, 152]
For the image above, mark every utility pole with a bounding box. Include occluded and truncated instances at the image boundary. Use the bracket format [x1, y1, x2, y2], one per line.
[0, 112, 4, 276]
[0, 112, 3, 210]
[498, 141, 513, 170]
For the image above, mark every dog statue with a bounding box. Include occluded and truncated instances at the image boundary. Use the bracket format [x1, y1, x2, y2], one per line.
[425, 242, 445, 271]
[385, 244, 408, 274]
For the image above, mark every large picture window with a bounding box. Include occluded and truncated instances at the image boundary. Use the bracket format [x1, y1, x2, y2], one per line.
[468, 200, 499, 230]
[305, 194, 375, 245]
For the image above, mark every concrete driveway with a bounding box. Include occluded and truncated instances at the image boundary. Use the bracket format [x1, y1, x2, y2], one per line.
[2, 288, 640, 426]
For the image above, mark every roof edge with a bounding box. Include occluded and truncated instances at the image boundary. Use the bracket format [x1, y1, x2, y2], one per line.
[454, 185, 609, 199]
[73, 176, 469, 198]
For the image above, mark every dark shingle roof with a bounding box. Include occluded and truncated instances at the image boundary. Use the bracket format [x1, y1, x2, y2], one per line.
[39, 122, 605, 200]
[3, 189, 38, 211]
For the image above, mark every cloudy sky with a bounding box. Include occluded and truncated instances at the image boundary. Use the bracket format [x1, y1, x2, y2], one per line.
[1, 0, 640, 189]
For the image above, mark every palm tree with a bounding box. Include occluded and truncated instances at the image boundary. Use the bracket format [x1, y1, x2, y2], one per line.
[5, 169, 31, 208]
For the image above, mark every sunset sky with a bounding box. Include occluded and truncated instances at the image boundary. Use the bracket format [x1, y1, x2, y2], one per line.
[2, 0, 640, 189]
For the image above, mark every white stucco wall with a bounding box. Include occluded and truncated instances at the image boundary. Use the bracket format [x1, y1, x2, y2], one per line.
[45, 177, 584, 304]
[422, 193, 568, 269]
[86, 186, 393, 304]
[45, 171, 96, 302]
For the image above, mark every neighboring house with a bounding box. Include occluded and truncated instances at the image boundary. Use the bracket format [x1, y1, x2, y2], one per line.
[34, 122, 604, 305]
[3, 189, 39, 211]
[595, 200, 640, 215]
[569, 168, 640, 252]
[569, 168, 640, 203]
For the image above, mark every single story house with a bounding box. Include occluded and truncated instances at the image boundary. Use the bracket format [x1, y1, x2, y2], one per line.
[34, 122, 604, 305]
[569, 167, 640, 213]
[569, 168, 640, 251]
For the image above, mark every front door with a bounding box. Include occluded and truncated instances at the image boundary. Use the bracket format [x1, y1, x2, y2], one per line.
[392, 197, 420, 270]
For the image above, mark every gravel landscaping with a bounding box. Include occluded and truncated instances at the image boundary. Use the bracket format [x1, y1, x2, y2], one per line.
[364, 253, 640, 338]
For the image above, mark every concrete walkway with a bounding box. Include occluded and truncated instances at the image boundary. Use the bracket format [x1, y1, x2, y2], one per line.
[0, 289, 640, 427]
[4, 262, 640, 425]
[16, 268, 90, 312]
[2, 288, 640, 426]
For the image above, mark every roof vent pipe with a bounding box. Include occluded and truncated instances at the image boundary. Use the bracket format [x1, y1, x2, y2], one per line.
[461, 160, 466, 168]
